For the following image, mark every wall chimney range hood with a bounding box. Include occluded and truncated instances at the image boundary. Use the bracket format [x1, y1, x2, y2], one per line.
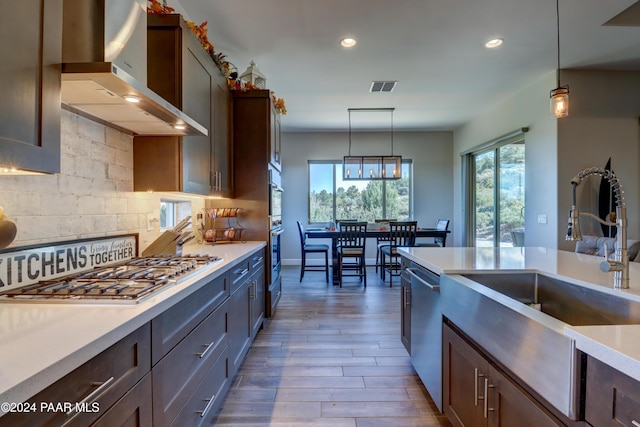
[61, 0, 207, 136]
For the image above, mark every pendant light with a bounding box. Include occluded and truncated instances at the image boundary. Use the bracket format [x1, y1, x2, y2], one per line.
[343, 108, 401, 180]
[550, 0, 569, 118]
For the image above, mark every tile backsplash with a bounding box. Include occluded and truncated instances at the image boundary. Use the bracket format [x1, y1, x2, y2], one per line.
[0, 110, 204, 250]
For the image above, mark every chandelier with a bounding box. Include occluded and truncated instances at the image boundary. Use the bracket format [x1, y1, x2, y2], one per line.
[343, 108, 401, 180]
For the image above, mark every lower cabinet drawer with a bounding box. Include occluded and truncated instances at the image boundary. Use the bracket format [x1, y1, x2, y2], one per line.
[585, 355, 640, 427]
[152, 272, 229, 364]
[0, 324, 151, 427]
[152, 301, 228, 426]
[91, 373, 153, 427]
[170, 347, 230, 427]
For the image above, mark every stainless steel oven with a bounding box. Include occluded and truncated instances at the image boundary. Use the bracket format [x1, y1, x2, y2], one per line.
[270, 227, 283, 283]
[269, 168, 283, 229]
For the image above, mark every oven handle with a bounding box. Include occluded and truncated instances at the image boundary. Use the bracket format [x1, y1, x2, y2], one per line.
[271, 228, 285, 236]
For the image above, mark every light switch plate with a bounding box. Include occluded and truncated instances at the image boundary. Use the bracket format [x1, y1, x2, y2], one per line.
[537, 214, 547, 224]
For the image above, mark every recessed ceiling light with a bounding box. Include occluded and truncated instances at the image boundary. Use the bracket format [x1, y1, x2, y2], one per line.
[123, 95, 141, 103]
[485, 38, 503, 48]
[173, 124, 186, 130]
[340, 37, 356, 48]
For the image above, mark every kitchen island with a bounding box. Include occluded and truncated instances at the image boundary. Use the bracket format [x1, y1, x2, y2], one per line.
[0, 241, 266, 425]
[399, 246, 640, 426]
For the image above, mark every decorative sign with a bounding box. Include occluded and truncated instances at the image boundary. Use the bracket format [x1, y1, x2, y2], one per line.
[0, 235, 137, 292]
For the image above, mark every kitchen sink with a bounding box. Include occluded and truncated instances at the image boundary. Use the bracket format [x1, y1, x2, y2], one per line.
[462, 272, 640, 326]
[441, 271, 640, 420]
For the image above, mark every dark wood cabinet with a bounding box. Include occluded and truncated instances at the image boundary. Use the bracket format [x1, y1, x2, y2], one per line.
[400, 257, 411, 353]
[152, 299, 228, 426]
[212, 70, 233, 197]
[91, 373, 153, 427]
[443, 322, 563, 427]
[0, 324, 151, 427]
[0, 0, 61, 174]
[270, 107, 282, 171]
[233, 90, 282, 175]
[134, 14, 232, 196]
[226, 91, 283, 317]
[228, 249, 266, 376]
[151, 272, 229, 365]
[585, 355, 640, 427]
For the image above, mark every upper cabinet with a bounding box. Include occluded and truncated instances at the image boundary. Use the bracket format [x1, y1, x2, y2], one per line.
[0, 0, 62, 174]
[133, 14, 232, 196]
[233, 90, 282, 173]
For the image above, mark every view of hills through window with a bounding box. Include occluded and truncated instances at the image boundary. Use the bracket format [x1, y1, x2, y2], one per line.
[309, 161, 411, 224]
[475, 143, 525, 247]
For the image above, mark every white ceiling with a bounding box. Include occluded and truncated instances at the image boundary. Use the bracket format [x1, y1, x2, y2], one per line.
[178, 0, 640, 132]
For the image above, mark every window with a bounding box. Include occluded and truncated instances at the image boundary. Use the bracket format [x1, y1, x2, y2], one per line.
[308, 160, 412, 223]
[160, 199, 192, 229]
[463, 132, 525, 247]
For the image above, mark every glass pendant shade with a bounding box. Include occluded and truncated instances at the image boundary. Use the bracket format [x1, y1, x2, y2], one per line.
[550, 86, 569, 118]
[343, 156, 363, 179]
[382, 156, 402, 178]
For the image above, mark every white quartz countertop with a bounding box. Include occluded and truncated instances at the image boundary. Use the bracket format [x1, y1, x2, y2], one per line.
[398, 246, 640, 382]
[0, 241, 266, 408]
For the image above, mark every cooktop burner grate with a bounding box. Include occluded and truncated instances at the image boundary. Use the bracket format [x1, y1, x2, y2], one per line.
[0, 254, 222, 303]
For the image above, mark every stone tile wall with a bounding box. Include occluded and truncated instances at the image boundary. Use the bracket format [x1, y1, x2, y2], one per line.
[0, 110, 204, 250]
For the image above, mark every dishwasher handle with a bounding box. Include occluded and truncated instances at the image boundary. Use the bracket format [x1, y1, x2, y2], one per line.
[405, 267, 440, 292]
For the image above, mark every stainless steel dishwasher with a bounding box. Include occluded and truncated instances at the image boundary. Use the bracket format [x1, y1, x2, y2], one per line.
[405, 262, 442, 412]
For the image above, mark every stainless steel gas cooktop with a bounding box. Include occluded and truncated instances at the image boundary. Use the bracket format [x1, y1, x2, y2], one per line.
[0, 254, 222, 304]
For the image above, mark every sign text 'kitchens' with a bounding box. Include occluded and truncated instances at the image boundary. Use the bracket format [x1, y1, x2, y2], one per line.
[0, 235, 137, 291]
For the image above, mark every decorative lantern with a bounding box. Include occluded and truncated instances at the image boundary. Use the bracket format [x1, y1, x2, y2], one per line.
[239, 60, 267, 89]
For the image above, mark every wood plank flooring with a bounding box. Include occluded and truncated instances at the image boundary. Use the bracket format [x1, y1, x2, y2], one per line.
[212, 265, 452, 426]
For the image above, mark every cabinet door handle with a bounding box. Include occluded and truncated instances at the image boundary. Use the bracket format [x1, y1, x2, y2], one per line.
[253, 280, 258, 300]
[65, 376, 114, 416]
[196, 339, 217, 359]
[474, 368, 485, 406]
[483, 377, 495, 418]
[632, 421, 640, 427]
[403, 287, 410, 308]
[197, 396, 216, 418]
[249, 281, 255, 299]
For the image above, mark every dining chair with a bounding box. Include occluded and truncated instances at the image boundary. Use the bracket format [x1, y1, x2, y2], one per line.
[337, 221, 368, 287]
[297, 221, 330, 283]
[414, 219, 450, 247]
[380, 221, 417, 286]
[374, 218, 396, 274]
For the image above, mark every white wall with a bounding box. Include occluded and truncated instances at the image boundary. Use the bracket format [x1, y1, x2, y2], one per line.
[0, 110, 204, 251]
[556, 70, 640, 251]
[280, 130, 453, 264]
[453, 73, 558, 248]
[454, 70, 640, 250]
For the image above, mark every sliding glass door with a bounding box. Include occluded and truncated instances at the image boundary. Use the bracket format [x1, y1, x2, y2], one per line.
[470, 139, 525, 247]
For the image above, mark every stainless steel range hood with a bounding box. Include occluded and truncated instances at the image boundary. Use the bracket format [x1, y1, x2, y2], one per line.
[61, 0, 207, 136]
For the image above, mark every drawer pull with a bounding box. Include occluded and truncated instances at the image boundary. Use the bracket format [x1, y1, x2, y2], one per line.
[235, 268, 249, 276]
[197, 396, 216, 418]
[197, 340, 217, 359]
[632, 421, 640, 427]
[66, 376, 114, 416]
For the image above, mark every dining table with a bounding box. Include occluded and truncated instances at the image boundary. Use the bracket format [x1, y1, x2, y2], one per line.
[305, 226, 449, 285]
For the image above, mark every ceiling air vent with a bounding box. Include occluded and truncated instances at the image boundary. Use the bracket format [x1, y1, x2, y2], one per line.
[370, 81, 397, 93]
